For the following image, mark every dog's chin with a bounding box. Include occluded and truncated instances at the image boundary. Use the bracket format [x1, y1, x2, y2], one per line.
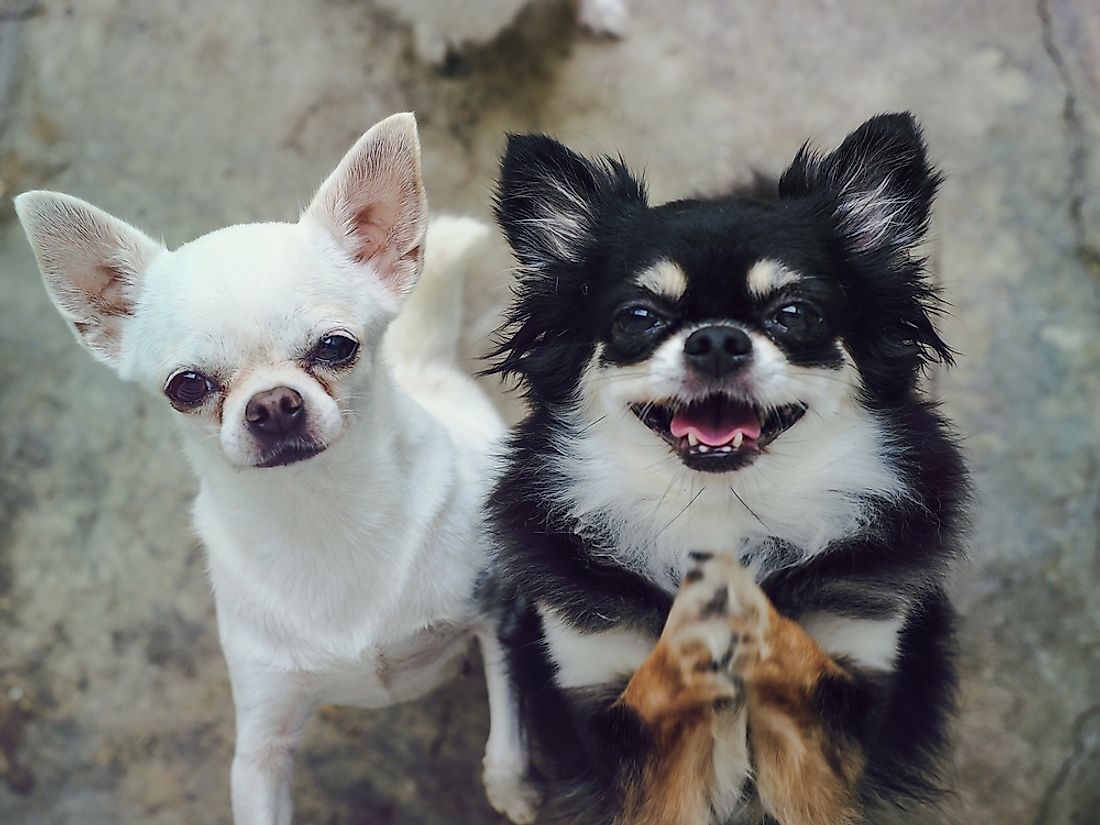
[630, 394, 806, 474]
[252, 438, 328, 469]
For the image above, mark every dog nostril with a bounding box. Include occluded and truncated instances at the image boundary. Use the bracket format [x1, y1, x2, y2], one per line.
[722, 329, 752, 356]
[684, 333, 712, 356]
[684, 325, 752, 378]
[280, 393, 303, 416]
[685, 326, 750, 356]
[246, 387, 305, 436]
[245, 402, 269, 425]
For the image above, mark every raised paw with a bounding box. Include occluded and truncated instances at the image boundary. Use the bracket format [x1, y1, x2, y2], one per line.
[665, 551, 772, 679]
[663, 612, 743, 704]
[622, 551, 775, 722]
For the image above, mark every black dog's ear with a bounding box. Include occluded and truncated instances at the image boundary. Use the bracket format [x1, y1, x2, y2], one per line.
[494, 133, 646, 270]
[486, 136, 645, 401]
[779, 113, 941, 258]
[782, 115, 954, 391]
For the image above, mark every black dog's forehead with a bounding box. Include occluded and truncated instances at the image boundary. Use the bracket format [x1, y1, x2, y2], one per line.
[601, 196, 828, 299]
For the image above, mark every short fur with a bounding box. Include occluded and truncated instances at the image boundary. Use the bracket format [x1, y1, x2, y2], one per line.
[486, 113, 968, 825]
[15, 114, 536, 825]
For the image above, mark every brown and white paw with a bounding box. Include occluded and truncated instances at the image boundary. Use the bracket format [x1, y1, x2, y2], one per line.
[484, 760, 540, 824]
[664, 551, 772, 684]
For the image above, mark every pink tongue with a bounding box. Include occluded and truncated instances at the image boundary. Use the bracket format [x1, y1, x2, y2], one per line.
[670, 397, 762, 446]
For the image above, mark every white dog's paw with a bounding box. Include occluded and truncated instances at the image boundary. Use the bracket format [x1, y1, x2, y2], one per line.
[484, 762, 541, 824]
[575, 0, 627, 37]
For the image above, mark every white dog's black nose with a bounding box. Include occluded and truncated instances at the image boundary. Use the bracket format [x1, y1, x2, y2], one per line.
[246, 387, 305, 437]
[684, 325, 752, 378]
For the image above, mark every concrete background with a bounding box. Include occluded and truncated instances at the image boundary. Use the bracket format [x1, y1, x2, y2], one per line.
[1, 0, 1098, 823]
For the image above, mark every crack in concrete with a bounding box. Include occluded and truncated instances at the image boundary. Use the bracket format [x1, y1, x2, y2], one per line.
[1031, 702, 1100, 825]
[1037, 0, 1100, 279]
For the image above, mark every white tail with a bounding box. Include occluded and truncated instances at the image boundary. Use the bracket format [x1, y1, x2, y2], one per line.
[385, 214, 493, 365]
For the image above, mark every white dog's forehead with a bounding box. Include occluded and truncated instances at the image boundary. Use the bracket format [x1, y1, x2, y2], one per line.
[128, 221, 392, 378]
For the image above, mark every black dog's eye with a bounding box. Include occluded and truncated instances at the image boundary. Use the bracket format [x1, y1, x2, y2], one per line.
[313, 333, 359, 365]
[767, 303, 827, 341]
[164, 371, 214, 408]
[614, 305, 666, 337]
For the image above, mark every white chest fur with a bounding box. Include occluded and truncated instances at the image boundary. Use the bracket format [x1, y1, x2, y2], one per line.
[189, 365, 500, 699]
[547, 391, 906, 590]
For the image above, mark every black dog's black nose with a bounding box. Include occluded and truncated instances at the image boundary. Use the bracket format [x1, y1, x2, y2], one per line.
[683, 325, 752, 378]
[245, 387, 305, 437]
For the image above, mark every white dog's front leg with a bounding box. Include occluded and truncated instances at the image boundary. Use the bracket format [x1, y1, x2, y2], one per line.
[227, 660, 316, 825]
[478, 626, 539, 824]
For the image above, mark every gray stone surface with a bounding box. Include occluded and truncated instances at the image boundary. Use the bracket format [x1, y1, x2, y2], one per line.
[0, 0, 1097, 823]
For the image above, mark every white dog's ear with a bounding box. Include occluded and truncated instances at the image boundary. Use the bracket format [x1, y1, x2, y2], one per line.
[304, 112, 427, 298]
[14, 191, 164, 368]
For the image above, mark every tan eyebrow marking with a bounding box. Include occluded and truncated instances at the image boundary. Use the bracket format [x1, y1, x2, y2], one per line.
[635, 260, 688, 300]
[747, 258, 801, 297]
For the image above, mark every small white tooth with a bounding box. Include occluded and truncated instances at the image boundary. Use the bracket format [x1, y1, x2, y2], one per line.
[719, 446, 732, 453]
[687, 433, 699, 447]
[732, 432, 744, 449]
[698, 444, 710, 453]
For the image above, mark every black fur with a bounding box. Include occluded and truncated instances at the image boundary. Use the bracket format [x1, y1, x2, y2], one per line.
[486, 113, 969, 824]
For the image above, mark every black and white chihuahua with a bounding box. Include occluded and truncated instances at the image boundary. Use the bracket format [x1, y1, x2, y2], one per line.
[486, 113, 969, 825]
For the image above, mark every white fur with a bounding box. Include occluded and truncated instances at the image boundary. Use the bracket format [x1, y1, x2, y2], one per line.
[837, 174, 916, 253]
[802, 613, 904, 671]
[515, 175, 598, 266]
[15, 114, 534, 825]
[538, 604, 653, 689]
[710, 693, 754, 821]
[545, 325, 907, 592]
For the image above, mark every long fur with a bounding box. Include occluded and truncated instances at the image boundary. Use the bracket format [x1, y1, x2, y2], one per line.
[486, 113, 969, 825]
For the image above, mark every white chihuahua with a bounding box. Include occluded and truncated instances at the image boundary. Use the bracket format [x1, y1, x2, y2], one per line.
[15, 113, 535, 824]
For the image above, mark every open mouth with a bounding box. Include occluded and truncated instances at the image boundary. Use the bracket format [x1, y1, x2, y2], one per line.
[631, 395, 806, 472]
[255, 438, 325, 469]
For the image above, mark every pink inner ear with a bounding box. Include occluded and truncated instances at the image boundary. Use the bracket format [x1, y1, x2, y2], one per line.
[400, 244, 422, 267]
[90, 265, 134, 317]
[349, 204, 396, 264]
[306, 117, 426, 293]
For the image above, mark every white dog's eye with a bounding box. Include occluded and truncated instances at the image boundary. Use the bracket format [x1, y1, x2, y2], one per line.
[614, 305, 666, 337]
[164, 370, 215, 409]
[313, 333, 359, 366]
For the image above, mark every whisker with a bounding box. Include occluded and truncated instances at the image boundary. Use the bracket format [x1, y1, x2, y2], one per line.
[729, 485, 769, 530]
[646, 486, 704, 547]
[572, 414, 608, 436]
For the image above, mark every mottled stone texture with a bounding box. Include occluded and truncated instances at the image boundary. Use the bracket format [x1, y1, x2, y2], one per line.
[0, 1, 1097, 823]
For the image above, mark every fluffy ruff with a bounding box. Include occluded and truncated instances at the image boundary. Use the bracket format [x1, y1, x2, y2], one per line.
[485, 113, 969, 825]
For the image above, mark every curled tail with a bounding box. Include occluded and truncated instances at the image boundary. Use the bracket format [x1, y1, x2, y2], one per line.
[385, 214, 493, 365]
